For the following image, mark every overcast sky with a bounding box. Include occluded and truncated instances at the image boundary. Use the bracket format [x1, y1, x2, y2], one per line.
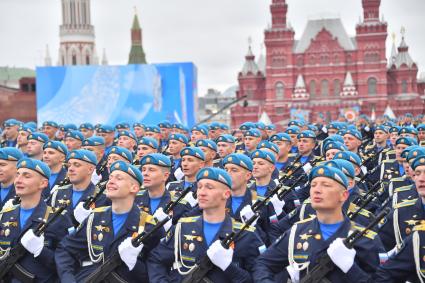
[0, 0, 424, 96]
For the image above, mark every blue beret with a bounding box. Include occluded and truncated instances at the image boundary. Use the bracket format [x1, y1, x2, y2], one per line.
[140, 153, 171, 167]
[223, 153, 253, 171]
[110, 160, 143, 185]
[62, 124, 78, 132]
[244, 129, 261, 138]
[405, 113, 413, 118]
[79, 123, 94, 130]
[24, 122, 37, 129]
[411, 155, 425, 170]
[196, 139, 217, 151]
[138, 137, 159, 149]
[65, 130, 84, 141]
[67, 149, 98, 165]
[323, 135, 344, 146]
[19, 124, 35, 133]
[346, 125, 357, 131]
[265, 124, 276, 130]
[216, 134, 236, 143]
[43, 141, 68, 155]
[399, 126, 418, 135]
[145, 125, 161, 133]
[257, 140, 280, 154]
[382, 122, 394, 128]
[285, 126, 301, 135]
[17, 158, 51, 179]
[297, 130, 316, 139]
[94, 124, 102, 130]
[251, 149, 276, 164]
[324, 141, 347, 153]
[288, 120, 304, 127]
[169, 133, 189, 144]
[239, 122, 255, 131]
[333, 151, 362, 167]
[417, 124, 425, 131]
[196, 167, 232, 189]
[396, 137, 418, 147]
[209, 122, 221, 130]
[83, 136, 105, 147]
[115, 122, 130, 130]
[4, 119, 20, 127]
[255, 122, 266, 130]
[327, 122, 340, 130]
[108, 146, 133, 162]
[309, 165, 348, 188]
[117, 130, 137, 141]
[158, 121, 171, 128]
[389, 126, 401, 133]
[0, 147, 24, 161]
[172, 123, 184, 130]
[375, 125, 388, 133]
[270, 133, 291, 143]
[133, 122, 145, 129]
[308, 125, 318, 132]
[406, 147, 425, 163]
[331, 159, 356, 179]
[180, 147, 205, 160]
[42, 121, 59, 128]
[191, 125, 209, 136]
[343, 129, 362, 140]
[28, 132, 49, 143]
[219, 123, 229, 130]
[97, 124, 114, 133]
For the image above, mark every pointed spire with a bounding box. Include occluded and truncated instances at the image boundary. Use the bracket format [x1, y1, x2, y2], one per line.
[388, 32, 397, 67]
[392, 27, 415, 69]
[132, 7, 141, 30]
[44, 45, 52, 66]
[292, 74, 309, 100]
[295, 74, 306, 88]
[343, 72, 354, 86]
[128, 6, 147, 64]
[241, 38, 259, 75]
[101, 48, 108, 65]
[341, 72, 358, 97]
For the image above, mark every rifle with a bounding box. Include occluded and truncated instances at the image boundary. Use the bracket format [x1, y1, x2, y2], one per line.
[84, 184, 194, 283]
[0, 204, 67, 282]
[83, 180, 108, 210]
[45, 177, 71, 204]
[300, 207, 390, 283]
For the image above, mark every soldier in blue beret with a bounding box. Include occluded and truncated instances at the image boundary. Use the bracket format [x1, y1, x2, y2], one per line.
[158, 121, 171, 149]
[117, 130, 137, 154]
[136, 137, 159, 162]
[42, 140, 68, 195]
[79, 123, 94, 138]
[145, 125, 162, 150]
[296, 130, 318, 165]
[324, 141, 348, 161]
[285, 126, 301, 154]
[0, 147, 23, 210]
[41, 120, 59, 140]
[343, 129, 362, 154]
[207, 122, 222, 140]
[64, 130, 84, 151]
[106, 146, 133, 173]
[147, 166, 265, 283]
[56, 160, 161, 282]
[196, 139, 218, 167]
[26, 132, 49, 160]
[270, 133, 297, 175]
[216, 134, 236, 159]
[416, 123, 425, 147]
[115, 122, 130, 131]
[167, 133, 189, 181]
[167, 147, 205, 206]
[0, 157, 72, 282]
[1, 118, 20, 148]
[82, 136, 108, 184]
[265, 124, 277, 138]
[133, 122, 145, 139]
[243, 128, 262, 155]
[96, 124, 115, 155]
[17, 124, 35, 154]
[190, 125, 209, 144]
[388, 126, 400, 146]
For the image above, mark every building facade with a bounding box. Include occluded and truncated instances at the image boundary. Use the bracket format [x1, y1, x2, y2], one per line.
[231, 0, 425, 128]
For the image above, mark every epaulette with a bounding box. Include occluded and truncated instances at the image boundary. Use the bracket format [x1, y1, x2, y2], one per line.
[395, 185, 414, 193]
[348, 204, 372, 218]
[178, 216, 201, 223]
[303, 199, 311, 204]
[142, 212, 157, 225]
[0, 204, 19, 213]
[351, 222, 377, 240]
[295, 216, 316, 225]
[382, 159, 396, 164]
[168, 180, 182, 185]
[391, 177, 405, 182]
[386, 149, 396, 155]
[288, 153, 297, 158]
[232, 219, 255, 232]
[413, 223, 425, 232]
[57, 184, 73, 190]
[170, 191, 188, 204]
[395, 198, 418, 209]
[93, 206, 110, 213]
[136, 190, 146, 197]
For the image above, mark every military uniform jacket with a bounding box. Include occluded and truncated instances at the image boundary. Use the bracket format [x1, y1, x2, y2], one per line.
[166, 179, 198, 197]
[0, 139, 17, 148]
[135, 189, 192, 224]
[147, 214, 265, 283]
[0, 200, 73, 282]
[253, 216, 384, 283]
[0, 184, 16, 211]
[378, 197, 425, 251]
[374, 223, 425, 283]
[43, 166, 67, 199]
[55, 204, 161, 283]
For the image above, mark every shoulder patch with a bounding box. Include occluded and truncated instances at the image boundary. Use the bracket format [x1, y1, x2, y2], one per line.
[93, 206, 110, 213]
[395, 185, 413, 193]
[232, 220, 256, 232]
[58, 184, 73, 190]
[391, 177, 405, 182]
[142, 212, 157, 225]
[178, 216, 201, 223]
[0, 204, 19, 213]
[170, 191, 188, 204]
[395, 198, 418, 209]
[351, 222, 377, 240]
[413, 223, 425, 232]
[295, 216, 316, 224]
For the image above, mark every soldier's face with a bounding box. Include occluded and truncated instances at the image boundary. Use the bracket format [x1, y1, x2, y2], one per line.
[42, 126, 57, 139]
[4, 126, 19, 139]
[402, 161, 413, 179]
[297, 138, 315, 155]
[217, 142, 235, 158]
[310, 177, 348, 211]
[325, 149, 340, 161]
[273, 141, 291, 157]
[65, 137, 82, 151]
[117, 136, 136, 151]
[17, 131, 30, 146]
[374, 130, 387, 143]
[160, 128, 170, 139]
[395, 144, 408, 161]
[134, 127, 145, 138]
[418, 131, 425, 141]
[266, 129, 277, 137]
[197, 179, 230, 210]
[137, 145, 156, 160]
[83, 146, 105, 162]
[181, 156, 204, 178]
[168, 140, 185, 156]
[14, 168, 47, 197]
[191, 131, 206, 142]
[142, 164, 169, 189]
[67, 159, 94, 185]
[289, 134, 298, 145]
[343, 135, 361, 152]
[244, 136, 260, 152]
[389, 133, 398, 145]
[327, 129, 338, 136]
[252, 158, 274, 179]
[97, 132, 114, 145]
[199, 147, 215, 162]
[106, 170, 139, 199]
[42, 148, 65, 168]
[224, 164, 251, 191]
[26, 140, 43, 157]
[413, 165, 425, 199]
[80, 128, 93, 139]
[0, 160, 17, 184]
[107, 154, 129, 171]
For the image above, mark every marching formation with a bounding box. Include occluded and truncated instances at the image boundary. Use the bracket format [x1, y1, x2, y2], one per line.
[0, 113, 425, 283]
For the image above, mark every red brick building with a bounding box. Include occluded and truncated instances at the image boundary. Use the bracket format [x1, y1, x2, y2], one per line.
[231, 0, 425, 128]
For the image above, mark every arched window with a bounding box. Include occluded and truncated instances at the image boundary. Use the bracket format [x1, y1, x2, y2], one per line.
[367, 77, 377, 95]
[275, 82, 284, 100]
[321, 80, 329, 96]
[72, 54, 77, 65]
[333, 79, 341, 96]
[309, 80, 316, 98]
[402, 80, 408, 93]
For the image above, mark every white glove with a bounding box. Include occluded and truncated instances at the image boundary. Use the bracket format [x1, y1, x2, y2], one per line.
[118, 237, 143, 271]
[153, 207, 172, 231]
[207, 240, 233, 271]
[286, 264, 300, 283]
[20, 229, 44, 257]
[74, 202, 92, 224]
[327, 238, 356, 273]
[387, 246, 398, 258]
[184, 191, 198, 207]
[270, 194, 285, 216]
[239, 205, 257, 226]
[2, 198, 15, 209]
